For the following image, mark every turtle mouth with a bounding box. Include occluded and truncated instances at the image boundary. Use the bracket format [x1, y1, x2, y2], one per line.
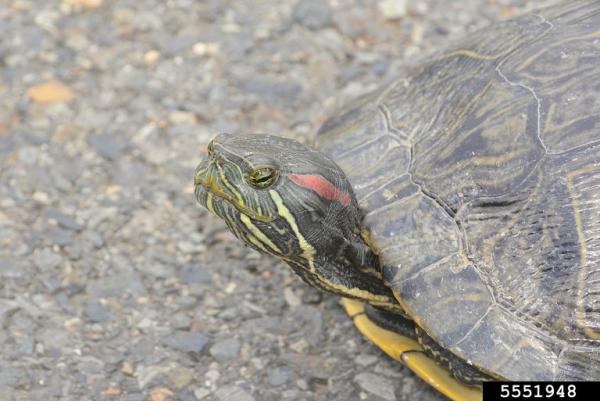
[194, 161, 274, 223]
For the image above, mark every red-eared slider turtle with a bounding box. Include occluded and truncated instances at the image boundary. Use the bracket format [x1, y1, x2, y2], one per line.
[194, 1, 600, 400]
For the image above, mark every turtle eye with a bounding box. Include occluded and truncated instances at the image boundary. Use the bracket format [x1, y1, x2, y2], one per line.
[245, 166, 278, 189]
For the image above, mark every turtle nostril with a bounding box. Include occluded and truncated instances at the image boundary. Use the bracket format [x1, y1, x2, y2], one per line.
[194, 167, 205, 186]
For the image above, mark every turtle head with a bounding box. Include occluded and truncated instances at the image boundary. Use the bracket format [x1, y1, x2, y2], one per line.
[194, 133, 361, 260]
[194, 133, 398, 309]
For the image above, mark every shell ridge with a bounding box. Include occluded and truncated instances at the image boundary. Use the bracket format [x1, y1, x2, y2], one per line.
[377, 103, 412, 144]
[450, 303, 495, 348]
[495, 65, 548, 154]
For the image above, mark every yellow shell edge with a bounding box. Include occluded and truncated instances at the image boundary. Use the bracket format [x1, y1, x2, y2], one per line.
[341, 298, 483, 401]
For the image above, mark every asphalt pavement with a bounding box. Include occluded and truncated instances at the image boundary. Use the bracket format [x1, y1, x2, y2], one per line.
[0, 1, 558, 400]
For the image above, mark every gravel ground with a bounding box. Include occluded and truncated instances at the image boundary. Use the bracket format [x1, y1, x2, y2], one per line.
[1, 1, 560, 400]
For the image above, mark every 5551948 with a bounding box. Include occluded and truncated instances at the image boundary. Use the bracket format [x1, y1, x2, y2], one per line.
[483, 382, 597, 401]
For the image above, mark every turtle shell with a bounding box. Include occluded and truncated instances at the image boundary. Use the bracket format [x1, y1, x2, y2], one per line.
[316, 0, 600, 380]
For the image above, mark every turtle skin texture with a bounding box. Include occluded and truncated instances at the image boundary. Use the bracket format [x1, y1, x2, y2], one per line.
[316, 0, 600, 381]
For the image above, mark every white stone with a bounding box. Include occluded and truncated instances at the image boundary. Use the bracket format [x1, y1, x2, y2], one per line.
[378, 0, 407, 20]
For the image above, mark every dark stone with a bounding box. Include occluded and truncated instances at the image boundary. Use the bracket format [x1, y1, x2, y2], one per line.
[0, 135, 14, 155]
[292, 0, 333, 30]
[164, 332, 209, 354]
[301, 287, 323, 304]
[85, 301, 110, 323]
[66, 283, 86, 297]
[267, 367, 292, 386]
[81, 230, 104, 248]
[89, 134, 124, 160]
[0, 300, 19, 326]
[15, 335, 34, 356]
[286, 305, 323, 346]
[215, 385, 255, 401]
[79, 355, 105, 374]
[87, 272, 147, 299]
[44, 209, 83, 231]
[209, 338, 240, 362]
[0, 258, 23, 278]
[57, 157, 86, 183]
[38, 327, 72, 353]
[176, 389, 197, 401]
[155, 34, 201, 57]
[22, 130, 49, 145]
[237, 76, 302, 106]
[47, 347, 62, 358]
[42, 277, 62, 293]
[372, 60, 390, 76]
[46, 226, 74, 246]
[180, 263, 211, 284]
[0, 367, 27, 388]
[33, 248, 63, 270]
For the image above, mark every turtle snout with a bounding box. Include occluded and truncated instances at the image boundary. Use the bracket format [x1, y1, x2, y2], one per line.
[194, 156, 211, 186]
[194, 166, 204, 186]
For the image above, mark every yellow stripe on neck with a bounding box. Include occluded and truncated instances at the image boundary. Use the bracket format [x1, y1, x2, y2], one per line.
[269, 190, 316, 272]
[239, 214, 282, 256]
[206, 193, 215, 214]
[315, 274, 393, 305]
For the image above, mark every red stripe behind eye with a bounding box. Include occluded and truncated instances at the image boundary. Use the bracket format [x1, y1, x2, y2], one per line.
[287, 173, 350, 206]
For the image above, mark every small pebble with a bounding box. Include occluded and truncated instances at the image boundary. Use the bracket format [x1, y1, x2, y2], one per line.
[144, 50, 161, 64]
[84, 301, 110, 323]
[64, 0, 104, 9]
[167, 367, 194, 389]
[267, 367, 292, 386]
[283, 287, 301, 307]
[180, 263, 211, 284]
[193, 388, 211, 400]
[169, 111, 197, 126]
[33, 248, 63, 270]
[27, 80, 74, 103]
[378, 0, 408, 20]
[209, 339, 240, 363]
[215, 386, 255, 401]
[192, 42, 220, 56]
[354, 372, 397, 401]
[355, 353, 378, 366]
[46, 227, 74, 246]
[89, 134, 124, 160]
[292, 0, 333, 30]
[164, 332, 209, 354]
[45, 209, 83, 231]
